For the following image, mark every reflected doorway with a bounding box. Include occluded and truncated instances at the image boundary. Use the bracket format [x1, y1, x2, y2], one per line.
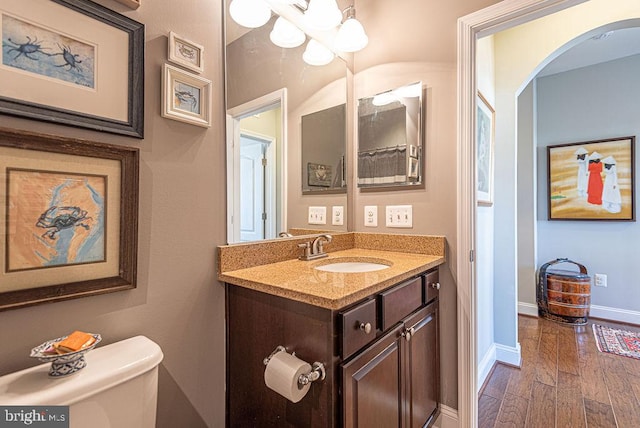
[226, 89, 287, 244]
[239, 131, 276, 241]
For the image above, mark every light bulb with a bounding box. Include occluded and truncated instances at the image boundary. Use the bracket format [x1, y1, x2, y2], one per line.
[372, 92, 396, 106]
[304, 0, 342, 31]
[335, 16, 368, 52]
[229, 0, 271, 29]
[270, 17, 306, 48]
[303, 39, 334, 66]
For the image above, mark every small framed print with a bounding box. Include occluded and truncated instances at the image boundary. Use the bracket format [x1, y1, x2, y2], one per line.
[168, 31, 204, 73]
[162, 64, 212, 128]
[307, 163, 332, 187]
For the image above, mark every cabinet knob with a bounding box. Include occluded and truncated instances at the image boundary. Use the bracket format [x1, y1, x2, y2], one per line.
[359, 322, 372, 334]
[402, 327, 415, 342]
[431, 282, 441, 290]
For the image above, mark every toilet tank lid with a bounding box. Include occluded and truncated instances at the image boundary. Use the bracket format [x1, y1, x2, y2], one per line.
[0, 335, 163, 406]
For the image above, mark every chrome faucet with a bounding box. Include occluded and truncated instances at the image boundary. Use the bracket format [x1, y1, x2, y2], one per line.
[312, 234, 332, 255]
[278, 232, 293, 238]
[298, 234, 332, 260]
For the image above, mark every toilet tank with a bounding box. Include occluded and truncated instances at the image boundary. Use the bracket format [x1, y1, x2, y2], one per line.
[0, 335, 163, 428]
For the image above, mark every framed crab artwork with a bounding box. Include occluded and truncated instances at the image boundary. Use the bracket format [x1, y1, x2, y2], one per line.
[168, 31, 204, 74]
[0, 127, 139, 311]
[0, 0, 144, 138]
[161, 63, 212, 128]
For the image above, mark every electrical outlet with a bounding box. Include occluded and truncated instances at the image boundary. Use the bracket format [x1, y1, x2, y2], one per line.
[385, 205, 413, 228]
[594, 273, 607, 287]
[308, 206, 326, 225]
[332, 206, 344, 226]
[364, 205, 378, 227]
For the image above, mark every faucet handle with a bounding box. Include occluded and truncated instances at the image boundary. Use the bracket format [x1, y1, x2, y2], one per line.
[298, 242, 311, 259]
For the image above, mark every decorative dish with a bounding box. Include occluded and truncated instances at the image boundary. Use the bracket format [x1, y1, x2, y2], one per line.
[30, 333, 102, 377]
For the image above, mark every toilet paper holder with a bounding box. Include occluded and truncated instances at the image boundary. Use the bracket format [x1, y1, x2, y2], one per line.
[263, 345, 326, 386]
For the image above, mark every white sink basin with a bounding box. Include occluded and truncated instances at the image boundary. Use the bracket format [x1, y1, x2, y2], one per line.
[314, 260, 391, 273]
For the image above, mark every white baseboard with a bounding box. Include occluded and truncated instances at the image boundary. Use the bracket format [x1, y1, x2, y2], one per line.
[590, 304, 640, 325]
[519, 301, 640, 325]
[518, 301, 538, 317]
[477, 344, 496, 391]
[495, 342, 521, 367]
[434, 404, 458, 428]
[477, 341, 521, 391]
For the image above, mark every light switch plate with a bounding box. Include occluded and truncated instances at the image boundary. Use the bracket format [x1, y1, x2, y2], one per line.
[308, 206, 327, 225]
[364, 205, 378, 227]
[332, 206, 344, 225]
[386, 205, 413, 228]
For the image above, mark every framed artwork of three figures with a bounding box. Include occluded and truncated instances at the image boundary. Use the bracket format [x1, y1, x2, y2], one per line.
[547, 136, 635, 221]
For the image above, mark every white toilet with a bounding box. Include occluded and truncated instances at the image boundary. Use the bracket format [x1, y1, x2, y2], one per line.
[0, 335, 163, 428]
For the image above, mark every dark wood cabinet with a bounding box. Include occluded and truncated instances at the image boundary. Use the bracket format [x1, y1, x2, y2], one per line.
[225, 268, 440, 427]
[342, 301, 438, 428]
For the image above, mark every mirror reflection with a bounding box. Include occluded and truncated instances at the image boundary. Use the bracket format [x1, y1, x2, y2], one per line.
[302, 103, 346, 193]
[357, 82, 423, 188]
[224, 2, 349, 243]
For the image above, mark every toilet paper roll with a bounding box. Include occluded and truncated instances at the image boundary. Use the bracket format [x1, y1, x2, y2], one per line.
[264, 351, 312, 403]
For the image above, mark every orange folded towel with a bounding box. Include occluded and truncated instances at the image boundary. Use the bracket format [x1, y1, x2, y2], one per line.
[54, 331, 96, 354]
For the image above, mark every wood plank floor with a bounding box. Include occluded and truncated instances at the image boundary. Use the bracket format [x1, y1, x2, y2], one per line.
[478, 315, 640, 428]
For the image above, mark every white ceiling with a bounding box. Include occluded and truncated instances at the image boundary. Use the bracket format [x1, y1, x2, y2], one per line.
[538, 26, 640, 77]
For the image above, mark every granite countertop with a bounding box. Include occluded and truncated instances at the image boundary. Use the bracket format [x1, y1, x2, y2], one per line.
[219, 248, 445, 309]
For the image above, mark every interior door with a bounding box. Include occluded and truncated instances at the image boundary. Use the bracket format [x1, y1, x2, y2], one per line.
[239, 135, 266, 242]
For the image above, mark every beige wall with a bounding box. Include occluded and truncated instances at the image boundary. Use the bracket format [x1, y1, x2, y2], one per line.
[0, 0, 506, 425]
[353, 0, 502, 409]
[0, 0, 225, 426]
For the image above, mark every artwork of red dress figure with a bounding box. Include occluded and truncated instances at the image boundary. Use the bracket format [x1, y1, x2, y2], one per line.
[587, 151, 603, 205]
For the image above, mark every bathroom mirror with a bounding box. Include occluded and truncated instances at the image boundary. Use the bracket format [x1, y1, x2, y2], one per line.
[301, 103, 347, 194]
[224, 1, 349, 243]
[357, 82, 423, 188]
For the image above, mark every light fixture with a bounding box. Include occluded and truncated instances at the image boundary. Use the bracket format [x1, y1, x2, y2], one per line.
[229, 0, 272, 29]
[334, 6, 368, 52]
[270, 16, 306, 48]
[371, 92, 397, 106]
[303, 39, 334, 66]
[392, 82, 421, 98]
[303, 0, 342, 31]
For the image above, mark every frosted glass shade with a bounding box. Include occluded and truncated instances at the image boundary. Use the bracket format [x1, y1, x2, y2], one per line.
[303, 39, 334, 66]
[335, 17, 368, 52]
[270, 17, 306, 48]
[304, 0, 342, 31]
[229, 0, 271, 28]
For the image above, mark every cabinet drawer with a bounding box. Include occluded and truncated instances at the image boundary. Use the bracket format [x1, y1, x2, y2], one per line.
[341, 298, 377, 359]
[424, 269, 440, 304]
[380, 277, 422, 331]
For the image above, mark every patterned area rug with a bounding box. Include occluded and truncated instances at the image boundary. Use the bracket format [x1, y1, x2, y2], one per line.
[593, 324, 640, 360]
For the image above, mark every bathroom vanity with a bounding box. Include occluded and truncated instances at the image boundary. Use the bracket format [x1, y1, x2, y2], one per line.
[219, 234, 445, 427]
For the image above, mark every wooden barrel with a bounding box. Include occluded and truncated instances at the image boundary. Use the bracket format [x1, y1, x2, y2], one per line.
[537, 259, 590, 325]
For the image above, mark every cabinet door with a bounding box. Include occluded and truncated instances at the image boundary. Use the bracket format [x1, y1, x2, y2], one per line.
[342, 325, 405, 428]
[404, 302, 439, 427]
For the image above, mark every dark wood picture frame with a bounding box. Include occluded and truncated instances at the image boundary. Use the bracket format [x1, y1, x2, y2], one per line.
[0, 127, 139, 311]
[0, 0, 145, 138]
[547, 136, 635, 221]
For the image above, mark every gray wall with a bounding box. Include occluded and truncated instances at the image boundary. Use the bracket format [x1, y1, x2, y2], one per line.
[0, 1, 225, 427]
[535, 54, 640, 312]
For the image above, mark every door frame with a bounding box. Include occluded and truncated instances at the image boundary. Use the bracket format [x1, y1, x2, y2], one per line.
[226, 88, 288, 243]
[456, 0, 586, 426]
